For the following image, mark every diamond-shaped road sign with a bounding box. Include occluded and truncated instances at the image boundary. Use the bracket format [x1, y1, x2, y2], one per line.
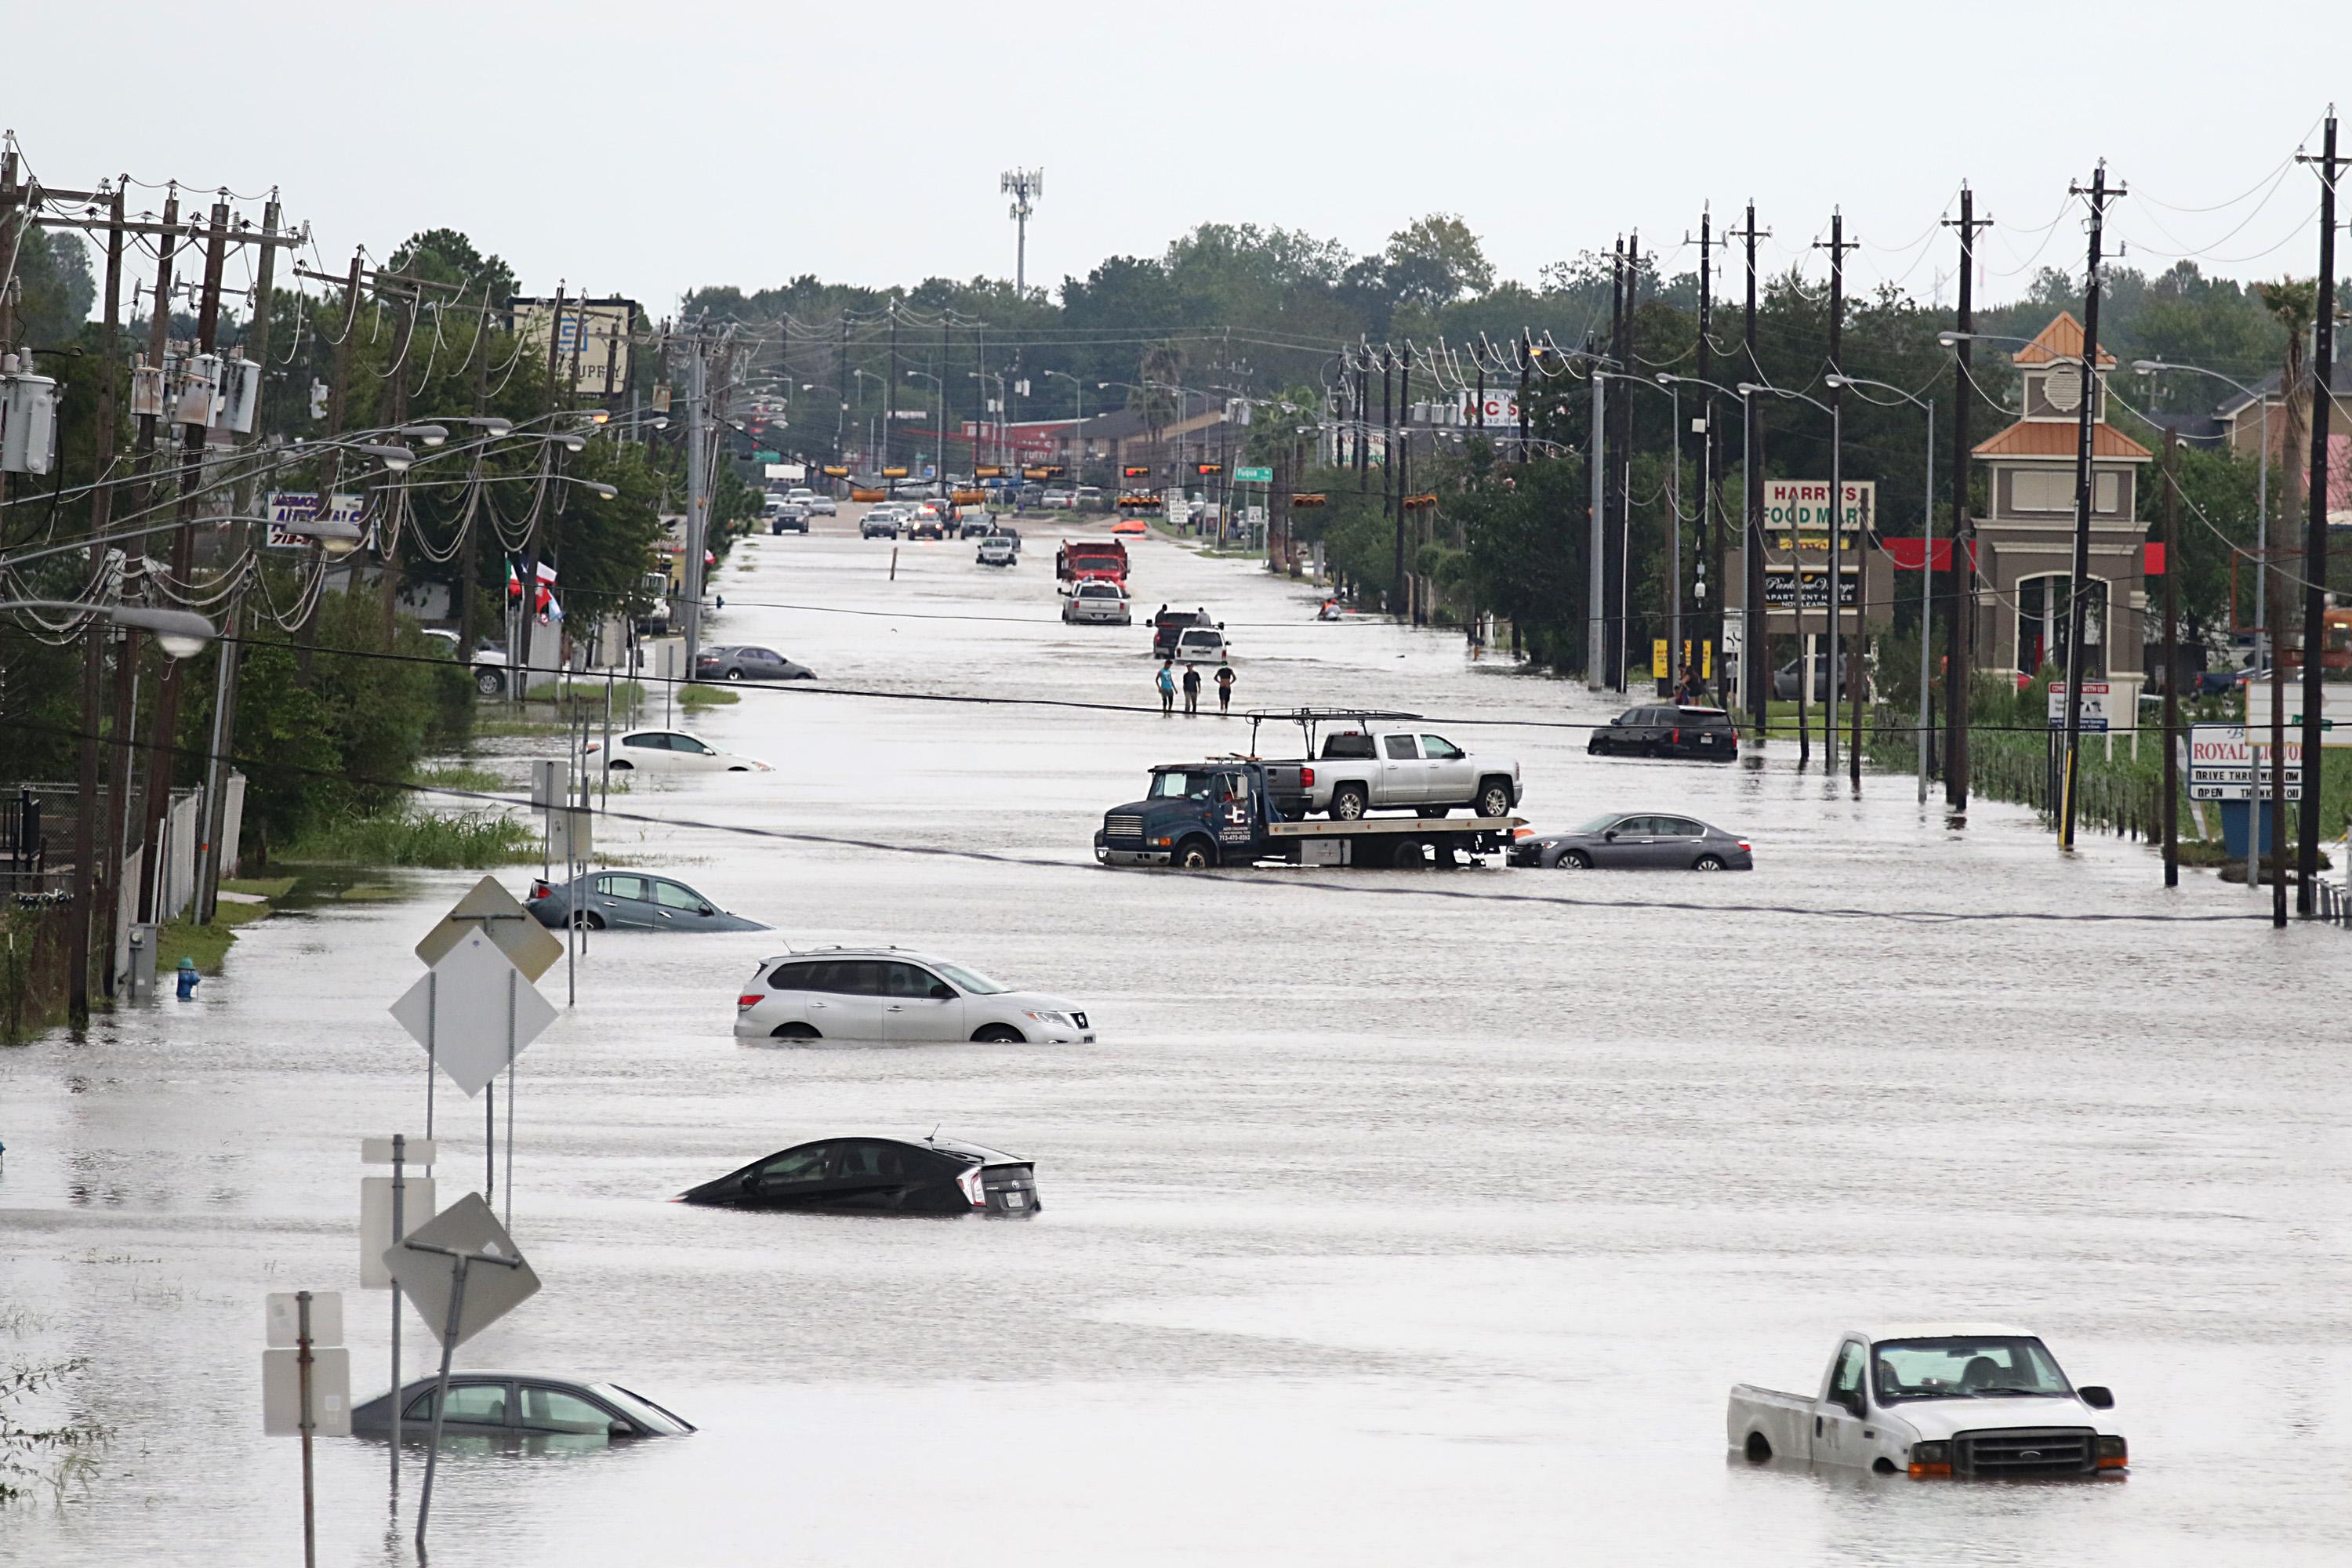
[415, 874, 562, 982]
[384, 1193, 541, 1349]
[389, 930, 558, 1098]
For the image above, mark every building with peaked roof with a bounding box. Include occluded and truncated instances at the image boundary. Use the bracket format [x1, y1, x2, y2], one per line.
[1970, 312, 2154, 723]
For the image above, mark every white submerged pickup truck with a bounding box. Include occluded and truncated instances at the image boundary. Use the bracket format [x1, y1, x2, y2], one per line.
[1727, 1325, 2128, 1479]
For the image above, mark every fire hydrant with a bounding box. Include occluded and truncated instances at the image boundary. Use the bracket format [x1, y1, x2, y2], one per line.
[175, 956, 200, 1000]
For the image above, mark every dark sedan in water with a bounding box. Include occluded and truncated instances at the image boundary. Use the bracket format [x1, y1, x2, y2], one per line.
[677, 1134, 1040, 1216]
[526, 872, 768, 931]
[350, 1374, 695, 1439]
[1509, 812, 1753, 871]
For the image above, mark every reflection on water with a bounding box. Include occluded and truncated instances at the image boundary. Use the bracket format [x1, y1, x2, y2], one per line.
[2, 521, 2345, 1566]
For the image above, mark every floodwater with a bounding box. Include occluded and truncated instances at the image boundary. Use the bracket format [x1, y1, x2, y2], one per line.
[3, 509, 2347, 1566]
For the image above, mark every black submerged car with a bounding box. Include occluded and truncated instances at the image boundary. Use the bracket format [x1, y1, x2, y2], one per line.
[350, 1374, 695, 1439]
[677, 1134, 1040, 1216]
[1588, 703, 1740, 760]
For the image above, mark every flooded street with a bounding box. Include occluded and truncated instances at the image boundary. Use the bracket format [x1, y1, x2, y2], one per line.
[5, 513, 2348, 1566]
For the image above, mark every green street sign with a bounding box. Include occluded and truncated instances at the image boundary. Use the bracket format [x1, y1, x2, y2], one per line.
[753, 449, 782, 463]
[1235, 465, 1272, 484]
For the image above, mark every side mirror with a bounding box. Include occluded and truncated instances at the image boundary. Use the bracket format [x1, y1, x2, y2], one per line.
[929, 982, 956, 1001]
[1838, 1390, 1867, 1419]
[698, 905, 715, 916]
[2077, 1385, 2114, 1410]
[608, 1420, 636, 1437]
[1603, 829, 1618, 841]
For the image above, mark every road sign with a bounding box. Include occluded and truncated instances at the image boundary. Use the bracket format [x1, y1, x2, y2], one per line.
[414, 874, 561, 982]
[384, 1194, 541, 1349]
[2048, 681, 2111, 732]
[2187, 723, 2305, 800]
[361, 1176, 438, 1288]
[267, 1291, 343, 1348]
[263, 1348, 350, 1436]
[361, 1136, 437, 1165]
[2245, 679, 2352, 744]
[389, 931, 558, 1098]
[1235, 465, 1272, 484]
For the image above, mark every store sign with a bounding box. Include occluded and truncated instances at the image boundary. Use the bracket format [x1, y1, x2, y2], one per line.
[1760, 566, 1859, 610]
[264, 491, 368, 549]
[1764, 479, 1875, 546]
[2046, 681, 2111, 732]
[2187, 724, 2304, 800]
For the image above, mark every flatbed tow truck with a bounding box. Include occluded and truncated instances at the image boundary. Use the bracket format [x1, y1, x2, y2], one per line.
[1094, 709, 1526, 869]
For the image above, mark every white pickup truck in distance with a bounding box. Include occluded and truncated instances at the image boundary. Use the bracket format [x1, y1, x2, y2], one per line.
[1727, 1325, 2127, 1479]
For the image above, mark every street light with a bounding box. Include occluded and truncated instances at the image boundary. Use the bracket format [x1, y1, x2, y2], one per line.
[1657, 372, 1755, 708]
[2132, 358, 2271, 656]
[1829, 373, 1939, 804]
[1, 599, 217, 659]
[906, 370, 946, 488]
[356, 443, 417, 471]
[400, 423, 449, 448]
[1044, 369, 1086, 480]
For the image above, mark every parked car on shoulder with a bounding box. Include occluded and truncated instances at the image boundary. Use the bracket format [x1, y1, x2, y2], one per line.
[351, 1374, 695, 1439]
[976, 535, 1018, 568]
[1062, 580, 1131, 624]
[1588, 704, 1740, 760]
[695, 644, 815, 682]
[733, 949, 1094, 1044]
[420, 628, 513, 696]
[1040, 487, 1075, 509]
[589, 728, 771, 772]
[1728, 1325, 2125, 1479]
[1510, 811, 1751, 870]
[526, 871, 767, 931]
[1772, 658, 1854, 702]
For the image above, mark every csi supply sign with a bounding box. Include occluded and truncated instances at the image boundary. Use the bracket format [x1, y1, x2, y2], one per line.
[265, 492, 367, 550]
[2047, 681, 2111, 732]
[2187, 724, 2304, 800]
[1764, 480, 1875, 545]
[1234, 466, 1273, 485]
[1461, 390, 1520, 426]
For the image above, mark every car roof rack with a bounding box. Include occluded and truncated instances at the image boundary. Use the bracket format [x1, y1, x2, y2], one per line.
[1243, 706, 1423, 754]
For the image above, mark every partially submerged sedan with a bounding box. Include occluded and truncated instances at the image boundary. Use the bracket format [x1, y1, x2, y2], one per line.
[676, 1134, 1040, 1215]
[735, 949, 1095, 1044]
[589, 728, 771, 772]
[350, 1374, 695, 1440]
[526, 872, 768, 931]
[1510, 812, 1752, 871]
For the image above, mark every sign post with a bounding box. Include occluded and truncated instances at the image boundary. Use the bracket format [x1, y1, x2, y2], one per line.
[264, 1290, 349, 1567]
[386, 1194, 539, 1553]
[391, 928, 557, 1229]
[361, 1134, 435, 1496]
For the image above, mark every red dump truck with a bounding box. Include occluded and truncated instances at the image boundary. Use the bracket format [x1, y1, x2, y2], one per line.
[1056, 538, 1129, 593]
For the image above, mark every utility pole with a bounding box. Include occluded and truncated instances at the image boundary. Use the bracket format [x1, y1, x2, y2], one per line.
[1733, 202, 1768, 735]
[1384, 347, 1399, 615]
[1356, 348, 1370, 491]
[1588, 341, 1608, 689]
[1400, 348, 1416, 624]
[2058, 162, 2123, 852]
[377, 272, 419, 640]
[67, 182, 126, 1022]
[1695, 206, 1719, 690]
[1001, 168, 1043, 292]
[1816, 211, 1858, 779]
[1607, 238, 1627, 691]
[1517, 329, 1531, 463]
[886, 303, 898, 472]
[136, 198, 229, 928]
[2161, 429, 2181, 887]
[194, 194, 283, 926]
[293, 252, 362, 678]
[683, 335, 710, 673]
[517, 286, 566, 702]
[2293, 108, 2343, 913]
[1944, 186, 1992, 812]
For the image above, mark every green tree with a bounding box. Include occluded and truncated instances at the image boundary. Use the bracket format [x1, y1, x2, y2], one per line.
[1383, 215, 1495, 314]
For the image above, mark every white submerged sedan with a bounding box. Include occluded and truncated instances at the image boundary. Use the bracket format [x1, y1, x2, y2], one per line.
[590, 728, 771, 772]
[734, 949, 1095, 1044]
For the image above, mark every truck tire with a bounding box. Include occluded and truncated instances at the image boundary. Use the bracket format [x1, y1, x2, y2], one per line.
[1475, 779, 1514, 818]
[474, 668, 504, 696]
[1388, 838, 1426, 869]
[1744, 1432, 1772, 1463]
[1330, 784, 1370, 821]
[1174, 837, 1217, 869]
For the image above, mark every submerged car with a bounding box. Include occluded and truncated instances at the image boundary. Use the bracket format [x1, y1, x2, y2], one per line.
[526, 872, 768, 931]
[695, 644, 815, 682]
[674, 1133, 1040, 1215]
[976, 535, 1018, 568]
[1509, 812, 1752, 871]
[1062, 580, 1131, 625]
[589, 728, 771, 772]
[350, 1374, 695, 1439]
[1588, 704, 1740, 760]
[734, 948, 1094, 1044]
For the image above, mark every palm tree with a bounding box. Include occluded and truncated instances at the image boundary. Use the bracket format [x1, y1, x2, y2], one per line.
[1133, 343, 1189, 454]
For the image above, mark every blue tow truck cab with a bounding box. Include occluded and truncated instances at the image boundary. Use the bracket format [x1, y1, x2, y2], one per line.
[1094, 758, 1522, 870]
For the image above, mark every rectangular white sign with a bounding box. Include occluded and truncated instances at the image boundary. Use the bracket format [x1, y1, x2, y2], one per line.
[1764, 479, 1876, 537]
[2048, 681, 2111, 731]
[2245, 679, 2352, 745]
[264, 492, 368, 550]
[2187, 723, 2304, 800]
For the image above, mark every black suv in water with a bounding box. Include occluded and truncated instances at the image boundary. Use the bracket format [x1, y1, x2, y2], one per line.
[1588, 704, 1740, 760]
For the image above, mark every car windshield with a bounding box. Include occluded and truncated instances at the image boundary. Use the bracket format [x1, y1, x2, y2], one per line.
[1148, 770, 1214, 799]
[1872, 1338, 2071, 1402]
[1570, 813, 1624, 834]
[930, 960, 1011, 995]
[593, 1383, 693, 1432]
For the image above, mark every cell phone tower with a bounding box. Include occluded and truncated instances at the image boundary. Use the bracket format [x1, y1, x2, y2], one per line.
[1002, 168, 1044, 293]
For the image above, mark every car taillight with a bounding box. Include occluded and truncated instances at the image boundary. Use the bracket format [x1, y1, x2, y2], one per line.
[1671, 728, 1680, 745]
[736, 993, 761, 1008]
[1737, 841, 1751, 852]
[1301, 766, 1316, 787]
[956, 1165, 987, 1209]
[529, 879, 550, 899]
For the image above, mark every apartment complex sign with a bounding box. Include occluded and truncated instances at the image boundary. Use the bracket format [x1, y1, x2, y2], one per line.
[1765, 479, 1875, 547]
[508, 296, 638, 400]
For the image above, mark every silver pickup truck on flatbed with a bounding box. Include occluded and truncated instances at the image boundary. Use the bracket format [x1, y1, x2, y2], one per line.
[1242, 708, 1521, 821]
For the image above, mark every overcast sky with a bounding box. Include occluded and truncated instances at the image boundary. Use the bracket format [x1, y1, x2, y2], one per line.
[13, 2, 2346, 317]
